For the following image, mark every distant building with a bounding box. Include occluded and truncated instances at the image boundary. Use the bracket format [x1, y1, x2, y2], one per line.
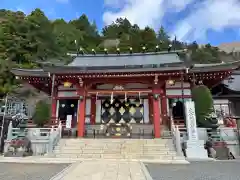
[218, 42, 240, 58]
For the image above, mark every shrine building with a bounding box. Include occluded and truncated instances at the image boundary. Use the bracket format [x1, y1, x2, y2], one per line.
[11, 50, 240, 138]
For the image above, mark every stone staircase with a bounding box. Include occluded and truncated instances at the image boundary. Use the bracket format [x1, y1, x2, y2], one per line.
[52, 139, 185, 162]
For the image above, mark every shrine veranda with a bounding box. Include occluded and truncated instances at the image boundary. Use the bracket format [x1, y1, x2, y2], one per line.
[11, 50, 240, 138]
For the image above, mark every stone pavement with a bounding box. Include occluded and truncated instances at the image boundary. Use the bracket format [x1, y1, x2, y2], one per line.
[145, 161, 240, 180]
[53, 160, 150, 180]
[0, 162, 69, 180]
[0, 157, 153, 180]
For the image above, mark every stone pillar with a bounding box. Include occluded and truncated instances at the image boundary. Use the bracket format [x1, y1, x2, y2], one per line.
[152, 87, 162, 138]
[90, 96, 96, 125]
[77, 86, 86, 137]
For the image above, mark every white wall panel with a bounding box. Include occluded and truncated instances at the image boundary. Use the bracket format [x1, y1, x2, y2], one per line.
[95, 100, 101, 123]
[166, 89, 191, 96]
[143, 99, 149, 123]
[85, 98, 91, 124]
[166, 82, 190, 88]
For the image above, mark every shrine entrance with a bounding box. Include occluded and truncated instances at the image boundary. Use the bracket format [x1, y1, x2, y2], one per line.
[58, 99, 78, 128]
[86, 86, 153, 138]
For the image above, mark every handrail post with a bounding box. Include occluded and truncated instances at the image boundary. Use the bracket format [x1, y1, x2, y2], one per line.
[175, 126, 182, 156]
[7, 121, 13, 140]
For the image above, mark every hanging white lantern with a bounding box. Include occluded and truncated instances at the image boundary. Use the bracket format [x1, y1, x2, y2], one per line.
[110, 92, 113, 104]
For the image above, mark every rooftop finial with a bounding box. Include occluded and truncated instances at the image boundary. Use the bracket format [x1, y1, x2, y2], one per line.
[92, 49, 96, 55]
[104, 48, 108, 55]
[116, 48, 120, 55]
[79, 47, 84, 55]
[168, 44, 172, 52]
[129, 47, 133, 54]
[155, 45, 159, 52]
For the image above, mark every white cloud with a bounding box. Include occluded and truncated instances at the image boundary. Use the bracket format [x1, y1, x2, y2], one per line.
[103, 0, 194, 28]
[172, 0, 240, 41]
[103, 0, 166, 28]
[103, 0, 240, 41]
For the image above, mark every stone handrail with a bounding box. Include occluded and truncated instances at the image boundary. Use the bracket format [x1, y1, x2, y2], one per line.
[170, 115, 182, 156]
[4, 122, 62, 156]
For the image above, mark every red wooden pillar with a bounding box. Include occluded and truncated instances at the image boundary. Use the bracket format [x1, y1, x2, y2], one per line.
[51, 98, 57, 118]
[77, 87, 86, 137]
[90, 96, 96, 125]
[160, 87, 168, 126]
[51, 88, 57, 124]
[152, 87, 162, 138]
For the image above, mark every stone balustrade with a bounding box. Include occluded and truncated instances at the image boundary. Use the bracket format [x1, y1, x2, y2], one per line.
[4, 122, 62, 156]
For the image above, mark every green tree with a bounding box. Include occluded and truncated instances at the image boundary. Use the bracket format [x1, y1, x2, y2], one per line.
[70, 14, 100, 50]
[0, 8, 234, 97]
[33, 100, 50, 127]
[192, 85, 218, 128]
[26, 8, 61, 60]
[139, 26, 157, 50]
[157, 26, 170, 49]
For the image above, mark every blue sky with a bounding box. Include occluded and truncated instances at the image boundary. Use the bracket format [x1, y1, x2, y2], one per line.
[1, 0, 240, 45]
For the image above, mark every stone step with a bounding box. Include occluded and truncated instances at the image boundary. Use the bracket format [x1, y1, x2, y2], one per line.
[54, 153, 181, 160]
[54, 145, 173, 149]
[53, 138, 180, 161]
[54, 146, 175, 151]
[56, 144, 171, 148]
[54, 149, 175, 155]
[54, 150, 176, 156]
[61, 140, 172, 145]
[61, 139, 171, 142]
[56, 144, 172, 148]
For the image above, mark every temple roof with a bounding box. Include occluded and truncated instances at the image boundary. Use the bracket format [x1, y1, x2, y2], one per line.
[10, 51, 240, 77]
[68, 51, 182, 67]
[223, 71, 240, 91]
[190, 61, 240, 72]
[11, 68, 48, 77]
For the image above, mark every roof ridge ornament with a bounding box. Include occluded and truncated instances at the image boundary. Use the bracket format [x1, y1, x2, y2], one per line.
[92, 49, 96, 55]
[104, 48, 108, 55]
[116, 48, 120, 55]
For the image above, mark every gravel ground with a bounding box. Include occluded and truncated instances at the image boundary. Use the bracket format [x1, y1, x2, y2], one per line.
[0, 163, 70, 180]
[145, 161, 240, 180]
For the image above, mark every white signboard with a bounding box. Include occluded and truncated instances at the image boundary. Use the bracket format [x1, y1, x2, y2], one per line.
[66, 115, 72, 129]
[184, 101, 198, 141]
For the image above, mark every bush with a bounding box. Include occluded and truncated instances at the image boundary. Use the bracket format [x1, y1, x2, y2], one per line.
[192, 85, 214, 127]
[33, 100, 50, 127]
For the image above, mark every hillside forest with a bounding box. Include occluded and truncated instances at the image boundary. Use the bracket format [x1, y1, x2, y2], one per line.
[0, 8, 235, 96]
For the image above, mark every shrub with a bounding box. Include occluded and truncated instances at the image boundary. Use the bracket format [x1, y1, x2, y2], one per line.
[191, 85, 214, 127]
[33, 100, 50, 127]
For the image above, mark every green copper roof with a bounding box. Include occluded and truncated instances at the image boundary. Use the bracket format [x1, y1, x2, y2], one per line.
[68, 51, 183, 67]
